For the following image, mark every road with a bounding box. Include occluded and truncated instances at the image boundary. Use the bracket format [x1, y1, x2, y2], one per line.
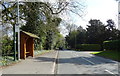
[57, 50, 119, 75]
[2, 50, 119, 75]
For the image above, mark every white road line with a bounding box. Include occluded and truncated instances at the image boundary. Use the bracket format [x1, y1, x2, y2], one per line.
[73, 52, 79, 56]
[52, 51, 58, 74]
[75, 54, 95, 65]
[89, 54, 93, 56]
[105, 69, 115, 75]
[76, 55, 79, 56]
[74, 54, 79, 56]
[81, 57, 95, 65]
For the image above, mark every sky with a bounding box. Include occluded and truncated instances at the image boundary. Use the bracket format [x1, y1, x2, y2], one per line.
[74, 0, 118, 28]
[59, 0, 118, 36]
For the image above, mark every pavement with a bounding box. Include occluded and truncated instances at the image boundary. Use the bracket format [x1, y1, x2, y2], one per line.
[1, 50, 119, 75]
[2, 51, 57, 74]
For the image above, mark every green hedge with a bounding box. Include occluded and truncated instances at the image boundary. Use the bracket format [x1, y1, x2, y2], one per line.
[76, 44, 102, 51]
[103, 40, 120, 50]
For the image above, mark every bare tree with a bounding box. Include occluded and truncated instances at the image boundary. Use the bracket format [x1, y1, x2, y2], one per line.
[46, 0, 86, 17]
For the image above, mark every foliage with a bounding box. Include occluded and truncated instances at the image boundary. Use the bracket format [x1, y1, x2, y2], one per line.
[66, 25, 88, 49]
[76, 28, 87, 44]
[66, 19, 120, 50]
[2, 0, 86, 50]
[66, 30, 79, 49]
[1, 2, 63, 50]
[18, 2, 62, 50]
[106, 19, 115, 30]
[53, 33, 65, 49]
[2, 36, 13, 56]
[76, 44, 102, 51]
[103, 40, 120, 51]
[86, 19, 108, 44]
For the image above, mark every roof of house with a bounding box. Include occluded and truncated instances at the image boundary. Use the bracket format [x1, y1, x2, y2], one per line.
[21, 31, 39, 39]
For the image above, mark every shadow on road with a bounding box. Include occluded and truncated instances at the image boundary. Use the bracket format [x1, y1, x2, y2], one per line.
[34, 55, 117, 65]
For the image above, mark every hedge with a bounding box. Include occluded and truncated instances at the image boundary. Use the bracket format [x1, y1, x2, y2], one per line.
[103, 40, 120, 50]
[76, 44, 102, 51]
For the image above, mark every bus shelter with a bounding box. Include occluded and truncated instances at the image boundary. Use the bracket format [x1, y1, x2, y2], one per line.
[20, 31, 39, 59]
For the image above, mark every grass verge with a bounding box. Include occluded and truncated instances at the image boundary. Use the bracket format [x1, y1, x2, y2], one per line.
[91, 50, 120, 62]
[0, 56, 21, 68]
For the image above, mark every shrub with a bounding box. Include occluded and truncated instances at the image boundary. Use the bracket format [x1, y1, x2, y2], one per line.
[103, 40, 120, 51]
[76, 44, 102, 51]
[76, 44, 81, 50]
[2, 36, 13, 56]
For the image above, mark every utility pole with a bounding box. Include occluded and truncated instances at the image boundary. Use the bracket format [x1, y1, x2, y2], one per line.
[14, 0, 20, 61]
[75, 33, 76, 50]
[74, 25, 77, 50]
[17, 0, 20, 60]
[13, 22, 16, 61]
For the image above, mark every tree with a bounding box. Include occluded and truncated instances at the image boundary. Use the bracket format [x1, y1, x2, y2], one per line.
[66, 23, 78, 33]
[76, 26, 87, 44]
[41, 0, 86, 17]
[66, 30, 79, 49]
[65, 25, 87, 49]
[2, 0, 85, 24]
[53, 33, 65, 49]
[105, 19, 120, 40]
[65, 19, 120, 50]
[106, 19, 115, 30]
[1, 0, 86, 50]
[19, 2, 62, 50]
[86, 19, 107, 44]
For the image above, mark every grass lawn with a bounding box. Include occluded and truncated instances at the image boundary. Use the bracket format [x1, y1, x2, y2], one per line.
[91, 50, 120, 62]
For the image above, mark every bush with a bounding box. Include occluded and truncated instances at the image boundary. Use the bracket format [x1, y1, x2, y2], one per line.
[76, 44, 102, 51]
[103, 40, 120, 51]
[2, 36, 13, 56]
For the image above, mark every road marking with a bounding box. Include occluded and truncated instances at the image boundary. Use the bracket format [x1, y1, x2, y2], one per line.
[74, 54, 79, 56]
[105, 69, 116, 75]
[89, 54, 93, 56]
[73, 52, 79, 56]
[81, 57, 95, 65]
[52, 50, 58, 74]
